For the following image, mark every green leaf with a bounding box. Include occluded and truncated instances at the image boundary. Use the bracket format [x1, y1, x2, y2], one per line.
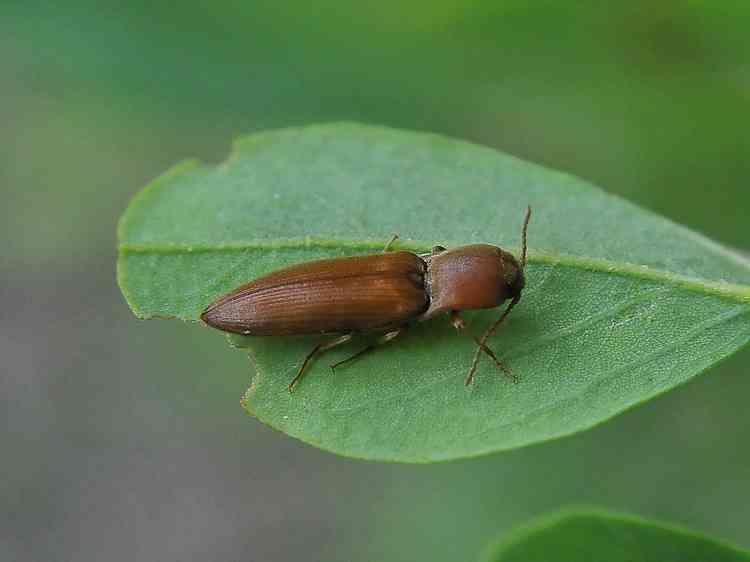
[481, 509, 750, 562]
[117, 123, 750, 462]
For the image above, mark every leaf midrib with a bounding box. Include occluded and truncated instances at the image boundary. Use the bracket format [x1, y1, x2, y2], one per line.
[119, 239, 750, 303]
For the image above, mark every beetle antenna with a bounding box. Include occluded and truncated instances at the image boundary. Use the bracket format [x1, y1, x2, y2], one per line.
[520, 205, 531, 269]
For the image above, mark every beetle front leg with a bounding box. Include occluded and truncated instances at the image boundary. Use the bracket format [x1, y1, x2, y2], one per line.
[449, 311, 515, 385]
[449, 310, 467, 331]
[289, 334, 353, 392]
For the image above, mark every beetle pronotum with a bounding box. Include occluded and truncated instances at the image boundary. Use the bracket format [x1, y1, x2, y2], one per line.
[202, 207, 531, 391]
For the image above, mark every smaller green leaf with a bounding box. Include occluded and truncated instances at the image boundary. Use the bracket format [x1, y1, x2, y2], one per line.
[482, 509, 750, 562]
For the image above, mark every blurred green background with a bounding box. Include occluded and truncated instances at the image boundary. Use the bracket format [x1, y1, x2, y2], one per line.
[2, 1, 748, 560]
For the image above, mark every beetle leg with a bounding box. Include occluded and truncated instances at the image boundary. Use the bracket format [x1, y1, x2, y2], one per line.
[288, 334, 353, 392]
[467, 340, 516, 385]
[449, 310, 467, 331]
[450, 311, 515, 385]
[330, 328, 404, 372]
[382, 234, 399, 252]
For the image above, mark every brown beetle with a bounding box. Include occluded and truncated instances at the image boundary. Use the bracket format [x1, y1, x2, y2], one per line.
[202, 207, 531, 391]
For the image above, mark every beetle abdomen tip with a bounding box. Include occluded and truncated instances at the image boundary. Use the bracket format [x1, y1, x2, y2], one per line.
[201, 303, 233, 331]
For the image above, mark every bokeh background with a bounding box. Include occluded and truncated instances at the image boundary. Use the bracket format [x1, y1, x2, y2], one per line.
[2, 2, 749, 561]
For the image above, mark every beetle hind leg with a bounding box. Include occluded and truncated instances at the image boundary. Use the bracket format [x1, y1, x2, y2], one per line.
[288, 334, 353, 392]
[330, 328, 405, 372]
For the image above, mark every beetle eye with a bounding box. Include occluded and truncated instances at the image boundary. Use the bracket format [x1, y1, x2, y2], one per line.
[511, 268, 525, 295]
[501, 254, 525, 297]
